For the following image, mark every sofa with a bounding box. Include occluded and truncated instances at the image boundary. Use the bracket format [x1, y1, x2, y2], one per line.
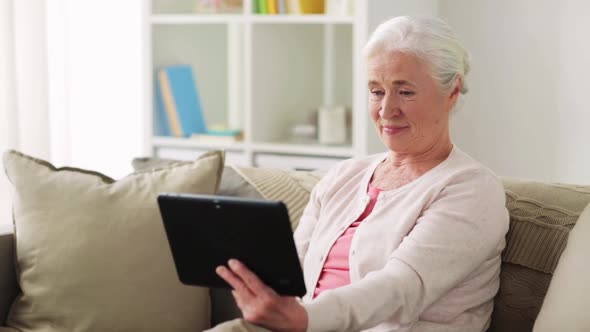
[0, 150, 589, 331]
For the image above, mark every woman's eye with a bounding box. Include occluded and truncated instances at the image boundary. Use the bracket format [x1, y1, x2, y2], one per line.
[400, 90, 415, 96]
[371, 90, 385, 97]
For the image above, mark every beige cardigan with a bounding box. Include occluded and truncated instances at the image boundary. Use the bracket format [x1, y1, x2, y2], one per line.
[295, 147, 509, 332]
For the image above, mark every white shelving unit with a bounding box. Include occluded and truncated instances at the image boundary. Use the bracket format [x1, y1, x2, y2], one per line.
[143, 0, 431, 170]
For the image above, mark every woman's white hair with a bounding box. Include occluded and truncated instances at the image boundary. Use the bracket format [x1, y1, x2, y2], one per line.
[364, 16, 470, 104]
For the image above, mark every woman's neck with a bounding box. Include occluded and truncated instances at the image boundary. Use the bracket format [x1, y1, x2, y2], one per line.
[370, 139, 453, 191]
[386, 139, 453, 173]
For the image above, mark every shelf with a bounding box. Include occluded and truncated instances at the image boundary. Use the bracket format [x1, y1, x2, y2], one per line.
[146, 0, 373, 169]
[152, 136, 246, 151]
[152, 137, 353, 157]
[252, 142, 353, 157]
[151, 14, 354, 25]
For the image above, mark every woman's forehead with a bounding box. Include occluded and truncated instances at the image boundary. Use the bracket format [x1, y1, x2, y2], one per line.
[367, 52, 431, 82]
[368, 51, 423, 69]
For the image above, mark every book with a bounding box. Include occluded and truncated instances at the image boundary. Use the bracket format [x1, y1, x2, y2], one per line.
[156, 65, 207, 137]
[258, 0, 268, 14]
[154, 77, 171, 136]
[286, 0, 299, 13]
[300, 0, 324, 14]
[207, 128, 243, 136]
[253, 0, 259, 13]
[157, 69, 183, 136]
[277, 0, 286, 14]
[267, 0, 278, 14]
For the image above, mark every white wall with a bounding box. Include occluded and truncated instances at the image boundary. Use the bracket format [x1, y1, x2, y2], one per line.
[441, 0, 590, 183]
[47, 0, 144, 179]
[554, 0, 590, 184]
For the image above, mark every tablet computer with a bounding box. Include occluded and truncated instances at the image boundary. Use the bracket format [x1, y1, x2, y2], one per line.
[157, 193, 306, 297]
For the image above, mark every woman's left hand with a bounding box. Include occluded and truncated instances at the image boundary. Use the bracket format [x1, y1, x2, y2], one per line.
[216, 259, 308, 332]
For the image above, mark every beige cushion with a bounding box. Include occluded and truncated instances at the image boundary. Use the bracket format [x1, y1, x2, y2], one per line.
[132, 157, 263, 200]
[3, 149, 224, 332]
[488, 178, 590, 332]
[533, 203, 590, 331]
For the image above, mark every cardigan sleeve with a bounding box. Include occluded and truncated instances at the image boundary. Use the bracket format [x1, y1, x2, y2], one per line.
[302, 171, 509, 332]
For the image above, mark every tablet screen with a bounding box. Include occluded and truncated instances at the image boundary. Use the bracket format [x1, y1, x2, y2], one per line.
[158, 193, 306, 297]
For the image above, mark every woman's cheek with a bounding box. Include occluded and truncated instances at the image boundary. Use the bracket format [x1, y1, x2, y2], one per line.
[368, 103, 380, 121]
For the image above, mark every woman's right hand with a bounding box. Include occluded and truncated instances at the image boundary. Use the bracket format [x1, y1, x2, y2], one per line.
[216, 259, 308, 332]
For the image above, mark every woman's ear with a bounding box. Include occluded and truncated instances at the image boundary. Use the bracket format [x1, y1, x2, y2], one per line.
[448, 75, 462, 110]
[451, 76, 462, 98]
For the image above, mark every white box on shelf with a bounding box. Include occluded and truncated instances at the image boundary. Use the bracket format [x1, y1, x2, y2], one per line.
[318, 106, 347, 145]
[326, 0, 353, 16]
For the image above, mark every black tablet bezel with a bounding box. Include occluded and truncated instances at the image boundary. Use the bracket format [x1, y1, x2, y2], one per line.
[157, 193, 306, 298]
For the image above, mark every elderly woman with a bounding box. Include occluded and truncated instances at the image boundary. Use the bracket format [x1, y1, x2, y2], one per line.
[210, 16, 509, 332]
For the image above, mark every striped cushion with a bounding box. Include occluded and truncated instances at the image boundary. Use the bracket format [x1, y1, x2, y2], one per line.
[231, 166, 325, 230]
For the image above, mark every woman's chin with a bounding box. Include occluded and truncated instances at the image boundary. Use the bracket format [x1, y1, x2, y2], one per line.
[381, 138, 405, 153]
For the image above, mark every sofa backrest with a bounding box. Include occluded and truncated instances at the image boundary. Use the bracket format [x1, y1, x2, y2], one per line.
[489, 178, 590, 332]
[4, 160, 590, 330]
[0, 230, 18, 325]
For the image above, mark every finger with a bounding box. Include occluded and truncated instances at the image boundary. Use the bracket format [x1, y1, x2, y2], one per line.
[228, 259, 277, 296]
[216, 265, 255, 298]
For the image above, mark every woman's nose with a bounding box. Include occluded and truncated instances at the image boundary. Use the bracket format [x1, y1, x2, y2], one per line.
[379, 94, 401, 119]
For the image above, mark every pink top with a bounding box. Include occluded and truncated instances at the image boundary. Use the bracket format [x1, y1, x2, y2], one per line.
[313, 183, 382, 298]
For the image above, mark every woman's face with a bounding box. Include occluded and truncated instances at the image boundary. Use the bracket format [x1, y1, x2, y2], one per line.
[367, 51, 458, 155]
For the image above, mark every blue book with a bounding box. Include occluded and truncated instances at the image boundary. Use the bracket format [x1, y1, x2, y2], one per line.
[206, 128, 242, 136]
[154, 76, 171, 136]
[157, 65, 207, 137]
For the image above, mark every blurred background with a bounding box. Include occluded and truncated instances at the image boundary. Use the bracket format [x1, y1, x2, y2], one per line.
[1, 0, 590, 226]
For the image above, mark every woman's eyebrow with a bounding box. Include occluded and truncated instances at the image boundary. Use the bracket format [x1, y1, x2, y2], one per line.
[393, 80, 416, 87]
[368, 80, 417, 87]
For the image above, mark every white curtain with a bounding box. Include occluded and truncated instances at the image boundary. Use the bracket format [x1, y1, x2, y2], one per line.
[1, 0, 146, 229]
[0, 0, 51, 228]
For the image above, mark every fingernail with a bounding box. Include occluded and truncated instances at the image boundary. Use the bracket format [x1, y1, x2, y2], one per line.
[228, 259, 238, 268]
